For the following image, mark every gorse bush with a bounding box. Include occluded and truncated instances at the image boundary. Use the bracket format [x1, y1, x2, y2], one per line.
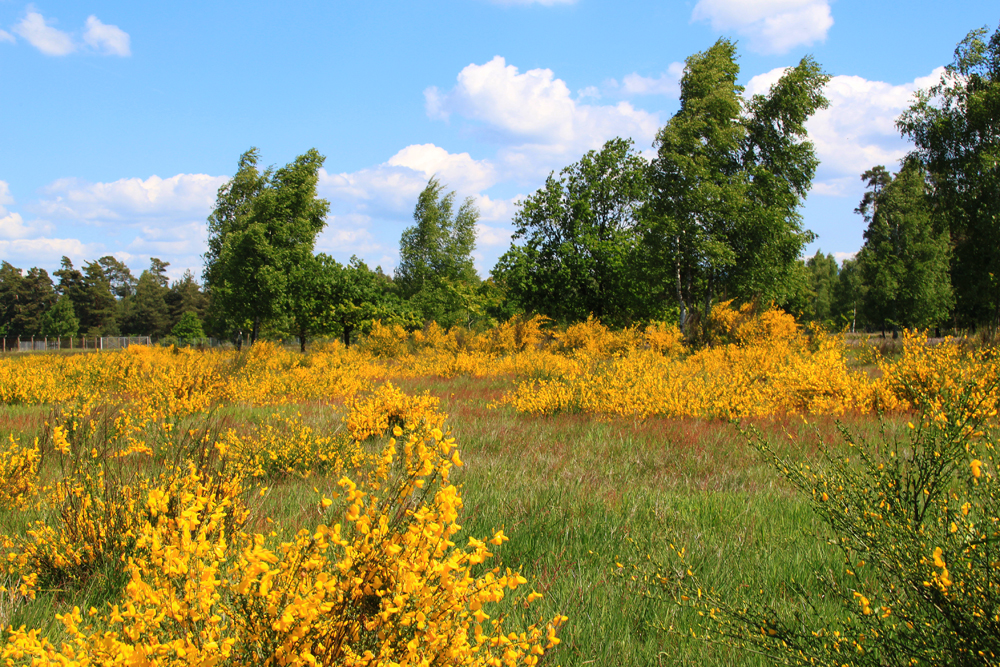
[4, 306, 996, 424]
[0, 373, 564, 665]
[650, 376, 1000, 665]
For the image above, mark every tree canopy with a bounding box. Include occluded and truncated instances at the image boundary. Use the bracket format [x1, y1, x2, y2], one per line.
[642, 38, 828, 332]
[395, 178, 480, 327]
[204, 147, 329, 343]
[494, 137, 651, 327]
[898, 23, 1000, 329]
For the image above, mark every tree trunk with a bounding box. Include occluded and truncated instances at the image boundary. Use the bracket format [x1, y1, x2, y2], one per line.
[675, 239, 686, 333]
[251, 316, 260, 345]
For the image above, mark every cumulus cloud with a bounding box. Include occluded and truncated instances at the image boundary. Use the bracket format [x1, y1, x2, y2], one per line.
[833, 251, 857, 264]
[616, 62, 686, 97]
[742, 66, 946, 195]
[475, 223, 513, 248]
[386, 144, 498, 193]
[807, 67, 947, 191]
[692, 0, 833, 54]
[319, 165, 430, 219]
[0, 181, 53, 240]
[14, 9, 75, 55]
[10, 10, 131, 56]
[83, 15, 130, 56]
[425, 56, 661, 179]
[473, 193, 522, 222]
[35, 173, 229, 223]
[0, 237, 103, 269]
[125, 222, 207, 257]
[318, 143, 499, 222]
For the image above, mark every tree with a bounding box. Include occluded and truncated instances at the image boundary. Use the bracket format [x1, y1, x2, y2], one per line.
[0, 261, 23, 335]
[898, 24, 1000, 329]
[395, 178, 479, 327]
[79, 261, 119, 335]
[166, 269, 208, 331]
[493, 138, 651, 327]
[643, 39, 828, 333]
[854, 160, 953, 332]
[204, 147, 329, 343]
[832, 257, 867, 333]
[0, 265, 57, 337]
[128, 262, 172, 336]
[95, 256, 136, 298]
[285, 255, 415, 350]
[39, 295, 79, 337]
[805, 251, 839, 324]
[171, 311, 206, 341]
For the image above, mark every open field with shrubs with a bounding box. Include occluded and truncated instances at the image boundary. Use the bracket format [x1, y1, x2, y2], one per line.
[0, 303, 998, 666]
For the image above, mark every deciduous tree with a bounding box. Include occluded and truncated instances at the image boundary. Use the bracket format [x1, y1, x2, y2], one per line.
[644, 39, 827, 333]
[855, 160, 953, 332]
[898, 24, 1000, 329]
[395, 178, 479, 327]
[493, 137, 651, 327]
[204, 147, 329, 343]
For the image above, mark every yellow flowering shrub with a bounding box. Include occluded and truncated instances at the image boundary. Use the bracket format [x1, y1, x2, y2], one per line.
[0, 435, 38, 510]
[652, 381, 1000, 664]
[362, 321, 411, 359]
[0, 366, 564, 666]
[642, 321, 685, 356]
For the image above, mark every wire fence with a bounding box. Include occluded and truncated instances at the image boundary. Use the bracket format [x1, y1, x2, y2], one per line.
[0, 336, 197, 353]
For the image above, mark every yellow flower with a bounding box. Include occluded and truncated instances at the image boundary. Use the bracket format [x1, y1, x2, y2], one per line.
[971, 459, 983, 478]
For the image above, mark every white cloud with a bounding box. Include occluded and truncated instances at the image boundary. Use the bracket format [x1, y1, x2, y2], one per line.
[0, 181, 14, 213]
[741, 66, 947, 194]
[0, 212, 49, 240]
[833, 251, 857, 264]
[35, 173, 229, 223]
[475, 223, 513, 248]
[744, 66, 789, 98]
[14, 10, 75, 56]
[473, 193, 522, 222]
[319, 165, 429, 218]
[83, 15, 130, 56]
[425, 56, 661, 180]
[0, 237, 102, 268]
[692, 0, 833, 54]
[0, 181, 53, 240]
[619, 62, 686, 96]
[0, 29, 14, 44]
[806, 67, 947, 185]
[125, 222, 207, 257]
[386, 144, 497, 193]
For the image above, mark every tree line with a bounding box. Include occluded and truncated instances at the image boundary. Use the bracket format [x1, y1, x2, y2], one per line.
[2, 27, 997, 346]
[0, 255, 207, 341]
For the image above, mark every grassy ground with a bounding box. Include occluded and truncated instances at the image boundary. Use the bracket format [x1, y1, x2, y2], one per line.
[0, 375, 910, 666]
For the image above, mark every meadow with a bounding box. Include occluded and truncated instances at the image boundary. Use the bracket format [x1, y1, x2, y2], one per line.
[0, 303, 997, 666]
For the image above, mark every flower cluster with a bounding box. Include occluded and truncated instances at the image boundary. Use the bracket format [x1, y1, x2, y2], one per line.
[0, 368, 563, 666]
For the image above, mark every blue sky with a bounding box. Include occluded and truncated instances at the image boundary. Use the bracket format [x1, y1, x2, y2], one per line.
[0, 0, 996, 282]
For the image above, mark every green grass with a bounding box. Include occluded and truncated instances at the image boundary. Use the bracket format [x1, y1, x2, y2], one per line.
[0, 375, 912, 665]
[387, 375, 910, 666]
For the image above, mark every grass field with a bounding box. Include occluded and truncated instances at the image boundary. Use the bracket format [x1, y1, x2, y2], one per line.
[0, 371, 911, 666]
[1, 310, 996, 665]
